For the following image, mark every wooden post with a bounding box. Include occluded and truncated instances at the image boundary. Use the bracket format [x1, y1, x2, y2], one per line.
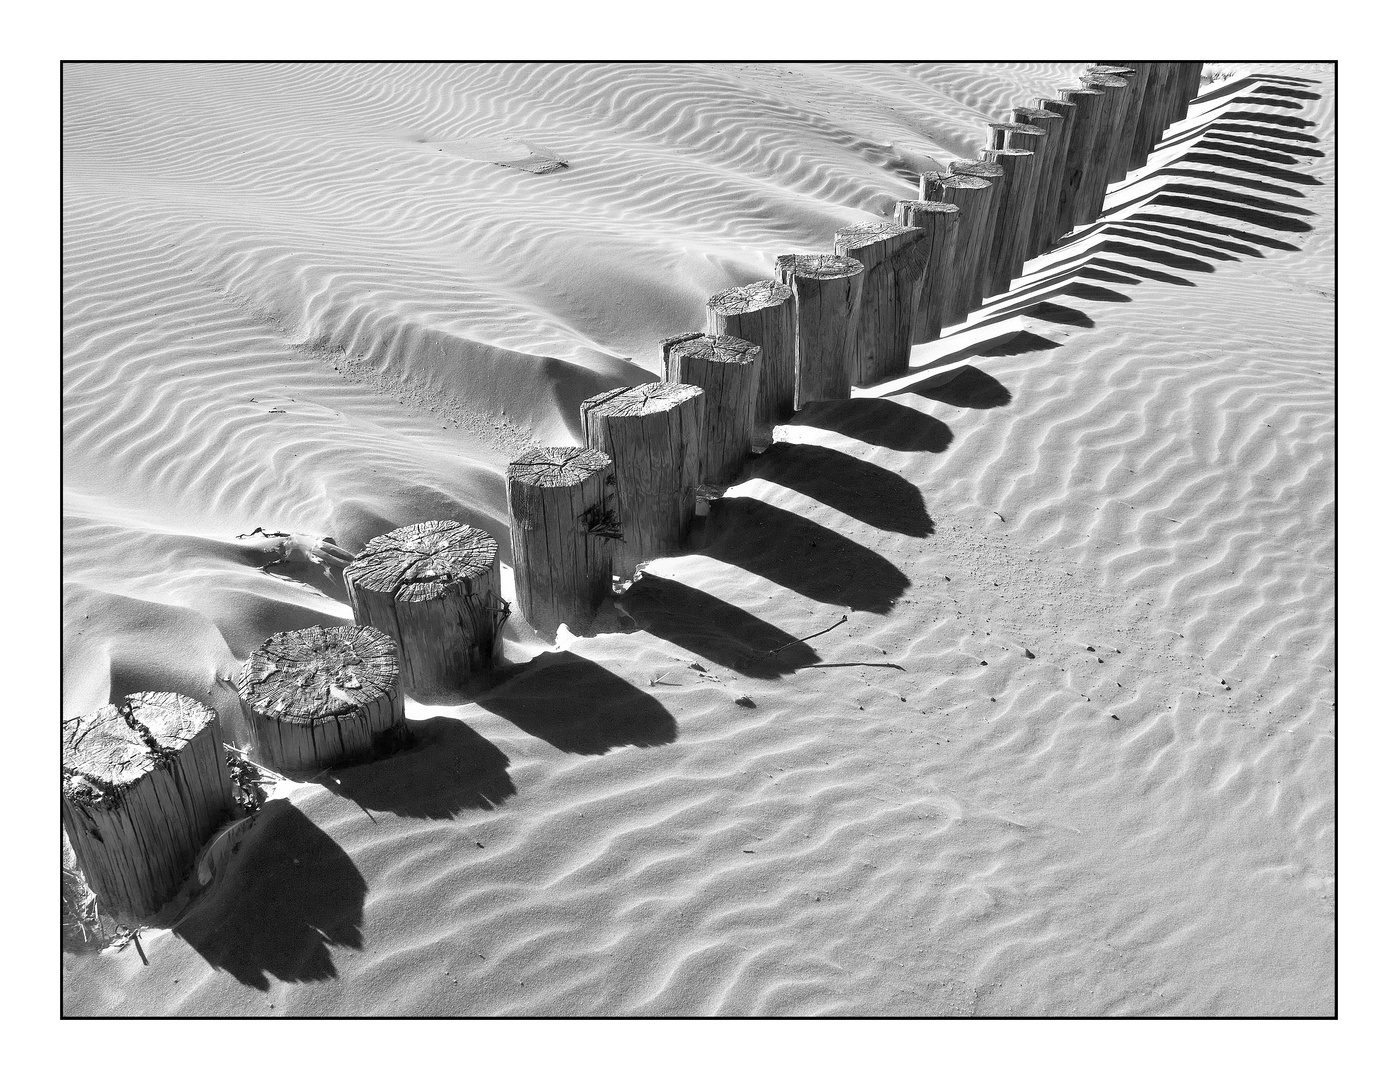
[921, 173, 991, 327]
[894, 199, 960, 344]
[1150, 63, 1181, 149]
[506, 446, 615, 638]
[1011, 106, 1068, 257]
[1080, 72, 1130, 220]
[707, 281, 795, 448]
[345, 520, 504, 701]
[1036, 97, 1079, 251]
[1129, 62, 1166, 170]
[664, 334, 760, 484]
[62, 692, 233, 921]
[833, 220, 927, 385]
[1090, 64, 1144, 182]
[1174, 62, 1204, 121]
[947, 159, 1004, 303]
[238, 624, 406, 772]
[579, 381, 704, 578]
[1056, 85, 1107, 230]
[989, 122, 1047, 274]
[979, 148, 1036, 294]
[774, 253, 865, 408]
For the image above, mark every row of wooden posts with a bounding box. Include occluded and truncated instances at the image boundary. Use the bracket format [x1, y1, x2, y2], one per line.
[63, 63, 1204, 923]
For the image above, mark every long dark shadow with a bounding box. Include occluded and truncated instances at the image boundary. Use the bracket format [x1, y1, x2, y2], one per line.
[1150, 194, 1313, 234]
[1194, 138, 1302, 166]
[1230, 95, 1303, 109]
[1179, 152, 1323, 188]
[477, 651, 676, 755]
[1101, 239, 1215, 274]
[1078, 265, 1141, 285]
[1062, 281, 1133, 302]
[1024, 300, 1095, 326]
[1209, 121, 1321, 145]
[700, 496, 912, 615]
[1106, 225, 1241, 263]
[1129, 212, 1301, 252]
[1219, 110, 1315, 128]
[1161, 164, 1310, 198]
[174, 800, 366, 991]
[1251, 84, 1322, 101]
[915, 364, 1016, 405]
[1090, 256, 1196, 288]
[318, 717, 514, 819]
[618, 573, 819, 677]
[1159, 182, 1315, 218]
[1120, 218, 1263, 258]
[787, 397, 952, 454]
[1204, 131, 1325, 158]
[746, 441, 934, 537]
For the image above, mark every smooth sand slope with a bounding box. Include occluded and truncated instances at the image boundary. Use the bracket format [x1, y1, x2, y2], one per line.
[62, 62, 1334, 1016]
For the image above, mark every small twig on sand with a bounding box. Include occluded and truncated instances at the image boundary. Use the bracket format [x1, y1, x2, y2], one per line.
[767, 614, 849, 656]
[802, 662, 907, 671]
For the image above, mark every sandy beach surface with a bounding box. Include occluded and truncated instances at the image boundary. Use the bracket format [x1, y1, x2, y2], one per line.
[61, 61, 1334, 1017]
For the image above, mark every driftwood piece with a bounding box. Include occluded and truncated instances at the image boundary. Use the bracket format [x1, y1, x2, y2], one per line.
[344, 520, 504, 701]
[833, 220, 928, 385]
[707, 281, 795, 447]
[579, 381, 704, 578]
[506, 446, 615, 638]
[665, 334, 760, 484]
[1011, 106, 1067, 257]
[947, 160, 1004, 303]
[921, 173, 991, 327]
[237, 624, 406, 772]
[979, 148, 1036, 294]
[63, 693, 232, 922]
[1036, 97, 1079, 250]
[1080, 72, 1130, 220]
[1056, 85, 1107, 230]
[894, 200, 960, 343]
[774, 254, 865, 408]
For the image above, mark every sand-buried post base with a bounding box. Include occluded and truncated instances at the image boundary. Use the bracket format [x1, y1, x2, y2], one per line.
[894, 200, 960, 344]
[664, 334, 761, 485]
[775, 253, 865, 408]
[921, 172, 992, 327]
[344, 520, 505, 701]
[62, 691, 234, 923]
[834, 220, 927, 386]
[237, 624, 406, 772]
[706, 281, 796, 448]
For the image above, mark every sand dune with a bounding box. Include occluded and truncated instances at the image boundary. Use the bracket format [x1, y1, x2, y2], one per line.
[62, 62, 1333, 1016]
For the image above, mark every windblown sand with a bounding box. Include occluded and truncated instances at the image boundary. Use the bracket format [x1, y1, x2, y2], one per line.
[62, 62, 1334, 1016]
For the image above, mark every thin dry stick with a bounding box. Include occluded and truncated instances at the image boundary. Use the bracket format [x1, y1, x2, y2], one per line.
[766, 614, 850, 656]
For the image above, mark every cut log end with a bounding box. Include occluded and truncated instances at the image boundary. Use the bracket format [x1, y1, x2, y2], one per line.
[949, 159, 1004, 180]
[63, 692, 219, 807]
[507, 445, 612, 489]
[238, 624, 400, 725]
[777, 253, 865, 281]
[670, 334, 761, 367]
[833, 220, 920, 251]
[581, 381, 704, 418]
[708, 280, 792, 316]
[343, 520, 498, 605]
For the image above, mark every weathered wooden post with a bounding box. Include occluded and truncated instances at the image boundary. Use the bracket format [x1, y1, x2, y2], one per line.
[238, 625, 406, 771]
[979, 147, 1036, 294]
[62, 692, 234, 921]
[707, 281, 795, 448]
[947, 159, 1004, 303]
[580, 381, 704, 578]
[774, 254, 865, 408]
[1011, 106, 1068, 257]
[1036, 97, 1079, 251]
[1129, 62, 1167, 170]
[507, 446, 615, 638]
[894, 199, 960, 344]
[664, 334, 760, 484]
[989, 121, 1047, 275]
[1056, 84, 1107, 231]
[834, 220, 928, 386]
[344, 520, 504, 701]
[1174, 62, 1204, 121]
[1091, 64, 1144, 181]
[1149, 63, 1182, 149]
[1080, 71, 1130, 220]
[921, 172, 991, 327]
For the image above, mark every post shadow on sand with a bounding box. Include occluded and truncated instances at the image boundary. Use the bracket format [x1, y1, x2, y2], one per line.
[1162, 164, 1309, 199]
[787, 397, 952, 454]
[1106, 225, 1243, 263]
[744, 441, 934, 537]
[1202, 132, 1325, 160]
[476, 651, 677, 755]
[1116, 217, 1263, 258]
[1183, 149, 1322, 186]
[1210, 121, 1320, 145]
[617, 573, 820, 677]
[698, 496, 911, 615]
[173, 800, 365, 991]
[317, 717, 515, 819]
[913, 364, 1016, 406]
[1217, 110, 1314, 130]
[1132, 212, 1301, 252]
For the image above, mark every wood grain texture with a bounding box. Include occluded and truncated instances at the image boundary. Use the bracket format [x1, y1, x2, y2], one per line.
[1088, 65, 1142, 182]
[921, 173, 991, 327]
[579, 381, 704, 578]
[1011, 106, 1066, 257]
[1056, 85, 1107, 231]
[707, 280, 796, 447]
[947, 160, 1004, 303]
[665, 334, 760, 484]
[893, 200, 959, 344]
[1080, 72, 1131, 220]
[833, 220, 928, 385]
[344, 520, 503, 702]
[774, 254, 865, 408]
[1036, 97, 1079, 251]
[1128, 62, 1166, 171]
[979, 148, 1036, 295]
[237, 624, 406, 772]
[990, 123, 1047, 275]
[507, 446, 615, 638]
[62, 692, 233, 921]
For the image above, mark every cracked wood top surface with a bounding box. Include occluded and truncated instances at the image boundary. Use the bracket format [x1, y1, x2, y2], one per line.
[508, 445, 611, 487]
[237, 624, 399, 724]
[63, 692, 214, 798]
[344, 520, 498, 602]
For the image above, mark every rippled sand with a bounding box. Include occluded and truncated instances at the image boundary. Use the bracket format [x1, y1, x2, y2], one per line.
[62, 62, 1334, 1016]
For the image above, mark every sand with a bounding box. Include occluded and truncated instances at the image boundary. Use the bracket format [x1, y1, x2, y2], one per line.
[60, 62, 1334, 1017]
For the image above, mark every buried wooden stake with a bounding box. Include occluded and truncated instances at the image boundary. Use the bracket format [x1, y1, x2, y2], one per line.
[774, 253, 865, 407]
[506, 446, 615, 638]
[920, 172, 992, 327]
[1129, 62, 1167, 170]
[1089, 64, 1143, 182]
[1036, 97, 1079, 251]
[62, 692, 234, 923]
[834, 220, 927, 385]
[1056, 84, 1108, 231]
[345, 520, 505, 701]
[1080, 71, 1131, 220]
[665, 334, 761, 484]
[947, 159, 1004, 303]
[238, 624, 407, 772]
[1011, 106, 1068, 257]
[580, 381, 704, 578]
[989, 121, 1048, 274]
[894, 199, 960, 343]
[706, 280, 795, 448]
[978, 147, 1036, 294]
